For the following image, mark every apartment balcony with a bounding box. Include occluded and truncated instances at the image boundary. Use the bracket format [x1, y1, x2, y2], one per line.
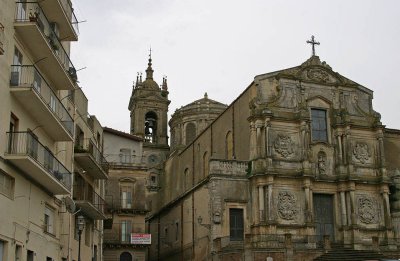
[10, 65, 74, 141]
[73, 184, 106, 220]
[39, 0, 79, 41]
[74, 139, 109, 179]
[103, 223, 150, 247]
[4, 131, 72, 195]
[14, 2, 77, 91]
[105, 197, 149, 214]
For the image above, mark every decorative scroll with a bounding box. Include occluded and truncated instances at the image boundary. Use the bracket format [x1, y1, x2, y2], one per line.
[358, 196, 378, 224]
[277, 191, 297, 220]
[307, 68, 330, 83]
[353, 143, 370, 164]
[274, 134, 295, 158]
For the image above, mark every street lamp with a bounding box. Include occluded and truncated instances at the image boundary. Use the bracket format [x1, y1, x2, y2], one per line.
[77, 215, 85, 261]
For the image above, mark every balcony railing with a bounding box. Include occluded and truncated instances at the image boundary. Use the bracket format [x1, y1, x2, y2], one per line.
[59, 0, 79, 35]
[15, 2, 77, 82]
[5, 131, 71, 190]
[105, 197, 149, 213]
[103, 223, 149, 246]
[74, 139, 109, 179]
[73, 184, 105, 218]
[10, 65, 74, 136]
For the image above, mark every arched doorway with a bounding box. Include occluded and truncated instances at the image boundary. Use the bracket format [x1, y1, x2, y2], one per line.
[120, 252, 132, 261]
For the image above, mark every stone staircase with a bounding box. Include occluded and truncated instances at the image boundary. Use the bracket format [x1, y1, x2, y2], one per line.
[313, 246, 389, 261]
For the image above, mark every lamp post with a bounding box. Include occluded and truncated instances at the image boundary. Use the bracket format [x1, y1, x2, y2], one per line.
[77, 215, 85, 261]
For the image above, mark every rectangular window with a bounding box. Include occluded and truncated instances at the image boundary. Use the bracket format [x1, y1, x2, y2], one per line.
[120, 148, 131, 164]
[311, 109, 328, 142]
[120, 185, 132, 209]
[229, 208, 244, 241]
[121, 220, 132, 243]
[27, 250, 34, 261]
[0, 171, 14, 198]
[44, 206, 54, 234]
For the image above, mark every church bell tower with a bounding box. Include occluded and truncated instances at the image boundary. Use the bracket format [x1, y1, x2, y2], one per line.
[128, 52, 170, 163]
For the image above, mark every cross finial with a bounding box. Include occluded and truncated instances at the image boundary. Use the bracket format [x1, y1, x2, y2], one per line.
[149, 46, 152, 59]
[306, 35, 320, 56]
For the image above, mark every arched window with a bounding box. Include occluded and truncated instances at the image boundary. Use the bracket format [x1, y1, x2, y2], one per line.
[185, 122, 196, 145]
[225, 131, 233, 160]
[184, 168, 189, 190]
[120, 252, 132, 261]
[145, 111, 157, 143]
[203, 151, 208, 178]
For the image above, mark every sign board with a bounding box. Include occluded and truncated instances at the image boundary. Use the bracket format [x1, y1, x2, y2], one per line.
[131, 233, 151, 244]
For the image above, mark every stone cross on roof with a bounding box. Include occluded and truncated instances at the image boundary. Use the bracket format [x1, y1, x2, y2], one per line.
[306, 35, 320, 56]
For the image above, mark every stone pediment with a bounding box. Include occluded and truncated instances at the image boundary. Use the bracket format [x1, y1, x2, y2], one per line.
[276, 56, 358, 86]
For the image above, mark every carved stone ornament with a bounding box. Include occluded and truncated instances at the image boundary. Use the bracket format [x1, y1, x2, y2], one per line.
[307, 68, 330, 83]
[277, 191, 298, 220]
[358, 196, 378, 224]
[317, 151, 327, 175]
[353, 143, 371, 164]
[274, 134, 295, 158]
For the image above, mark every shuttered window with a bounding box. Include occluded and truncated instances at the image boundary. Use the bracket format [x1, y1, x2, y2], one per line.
[229, 208, 244, 241]
[311, 109, 328, 142]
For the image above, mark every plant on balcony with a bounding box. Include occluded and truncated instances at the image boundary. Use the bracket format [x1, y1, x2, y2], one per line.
[74, 144, 87, 153]
[47, 34, 59, 51]
[29, 8, 40, 22]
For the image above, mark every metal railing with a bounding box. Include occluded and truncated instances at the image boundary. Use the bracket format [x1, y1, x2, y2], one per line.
[5, 131, 71, 190]
[103, 222, 147, 245]
[75, 138, 109, 174]
[104, 196, 149, 212]
[10, 65, 74, 135]
[15, 2, 77, 82]
[59, 0, 79, 35]
[73, 184, 105, 214]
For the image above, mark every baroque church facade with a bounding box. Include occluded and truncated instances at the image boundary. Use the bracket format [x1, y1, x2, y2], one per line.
[127, 51, 400, 260]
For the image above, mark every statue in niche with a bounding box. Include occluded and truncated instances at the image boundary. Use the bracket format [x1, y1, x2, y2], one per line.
[277, 191, 298, 220]
[317, 150, 327, 175]
[274, 134, 295, 158]
[353, 142, 371, 164]
[358, 196, 378, 224]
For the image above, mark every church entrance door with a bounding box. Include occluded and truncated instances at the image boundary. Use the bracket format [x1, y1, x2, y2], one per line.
[313, 194, 334, 244]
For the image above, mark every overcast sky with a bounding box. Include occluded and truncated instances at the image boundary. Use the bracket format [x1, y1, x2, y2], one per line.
[70, 0, 400, 133]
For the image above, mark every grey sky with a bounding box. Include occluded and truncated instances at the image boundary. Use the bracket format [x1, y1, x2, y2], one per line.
[71, 0, 400, 132]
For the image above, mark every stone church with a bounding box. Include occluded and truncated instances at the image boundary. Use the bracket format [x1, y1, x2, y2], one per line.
[127, 46, 400, 260]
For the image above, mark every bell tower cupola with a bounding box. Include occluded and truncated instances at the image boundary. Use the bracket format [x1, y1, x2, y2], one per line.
[128, 52, 170, 161]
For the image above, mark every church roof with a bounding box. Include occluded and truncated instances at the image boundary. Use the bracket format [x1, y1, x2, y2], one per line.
[177, 92, 227, 112]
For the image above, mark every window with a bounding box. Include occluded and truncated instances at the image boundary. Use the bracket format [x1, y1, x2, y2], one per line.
[185, 122, 196, 145]
[121, 220, 132, 243]
[11, 48, 23, 86]
[144, 111, 157, 143]
[229, 208, 244, 241]
[175, 222, 179, 241]
[120, 148, 131, 164]
[27, 250, 34, 261]
[44, 206, 55, 234]
[15, 245, 22, 261]
[46, 257, 53, 261]
[120, 185, 133, 208]
[0, 171, 14, 198]
[311, 109, 328, 142]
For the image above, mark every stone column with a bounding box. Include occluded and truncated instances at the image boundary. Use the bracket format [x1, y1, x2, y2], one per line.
[250, 122, 256, 159]
[349, 186, 356, 225]
[346, 191, 352, 226]
[265, 119, 271, 157]
[255, 120, 263, 158]
[340, 191, 347, 226]
[337, 133, 343, 164]
[303, 179, 312, 223]
[267, 183, 273, 222]
[252, 183, 259, 224]
[259, 185, 265, 222]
